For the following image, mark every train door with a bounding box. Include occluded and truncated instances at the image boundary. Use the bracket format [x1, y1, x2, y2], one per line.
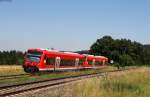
[102, 60, 105, 65]
[92, 59, 95, 68]
[54, 57, 61, 71]
[75, 58, 79, 68]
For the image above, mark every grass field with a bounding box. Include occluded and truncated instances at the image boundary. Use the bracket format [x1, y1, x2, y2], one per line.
[0, 65, 116, 76]
[46, 66, 150, 97]
[0, 65, 25, 76]
[1, 65, 149, 97]
[0, 65, 117, 85]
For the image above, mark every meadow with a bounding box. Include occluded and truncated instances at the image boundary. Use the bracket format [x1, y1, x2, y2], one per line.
[46, 66, 150, 97]
[0, 65, 25, 76]
[1, 65, 150, 97]
[0, 65, 116, 85]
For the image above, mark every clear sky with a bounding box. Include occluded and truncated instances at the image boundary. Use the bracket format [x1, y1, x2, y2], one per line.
[0, 0, 150, 51]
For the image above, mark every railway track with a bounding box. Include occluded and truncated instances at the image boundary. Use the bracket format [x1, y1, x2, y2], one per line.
[0, 67, 137, 97]
[0, 70, 75, 81]
[0, 74, 29, 80]
[0, 73, 105, 97]
[0, 74, 26, 78]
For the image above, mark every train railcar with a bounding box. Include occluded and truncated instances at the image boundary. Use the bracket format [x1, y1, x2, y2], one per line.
[23, 48, 108, 73]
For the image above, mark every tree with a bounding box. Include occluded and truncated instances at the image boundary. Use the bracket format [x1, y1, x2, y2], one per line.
[118, 54, 135, 68]
[90, 35, 149, 67]
[90, 36, 114, 59]
[0, 50, 24, 65]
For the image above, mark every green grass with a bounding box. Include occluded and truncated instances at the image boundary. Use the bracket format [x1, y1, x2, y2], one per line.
[45, 66, 150, 97]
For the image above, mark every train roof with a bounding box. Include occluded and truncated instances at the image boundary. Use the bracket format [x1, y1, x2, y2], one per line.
[27, 48, 108, 60]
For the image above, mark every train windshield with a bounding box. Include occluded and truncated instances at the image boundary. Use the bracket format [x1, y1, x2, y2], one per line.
[26, 50, 43, 63]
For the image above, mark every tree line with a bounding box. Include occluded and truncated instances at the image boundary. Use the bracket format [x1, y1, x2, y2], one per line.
[0, 35, 150, 67]
[89, 36, 150, 68]
[0, 50, 24, 65]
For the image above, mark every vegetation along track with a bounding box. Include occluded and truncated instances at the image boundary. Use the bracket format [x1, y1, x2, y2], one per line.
[0, 68, 136, 97]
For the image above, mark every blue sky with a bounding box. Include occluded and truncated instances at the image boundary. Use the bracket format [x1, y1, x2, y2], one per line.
[0, 0, 150, 51]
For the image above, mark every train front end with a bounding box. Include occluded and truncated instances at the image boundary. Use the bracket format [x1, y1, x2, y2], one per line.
[23, 49, 43, 73]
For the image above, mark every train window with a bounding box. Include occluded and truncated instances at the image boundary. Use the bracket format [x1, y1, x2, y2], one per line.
[60, 59, 75, 66]
[88, 60, 93, 65]
[95, 61, 103, 66]
[45, 57, 55, 65]
[28, 50, 42, 56]
[79, 60, 84, 65]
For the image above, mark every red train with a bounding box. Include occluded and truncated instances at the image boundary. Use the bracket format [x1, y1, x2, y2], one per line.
[23, 48, 108, 73]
